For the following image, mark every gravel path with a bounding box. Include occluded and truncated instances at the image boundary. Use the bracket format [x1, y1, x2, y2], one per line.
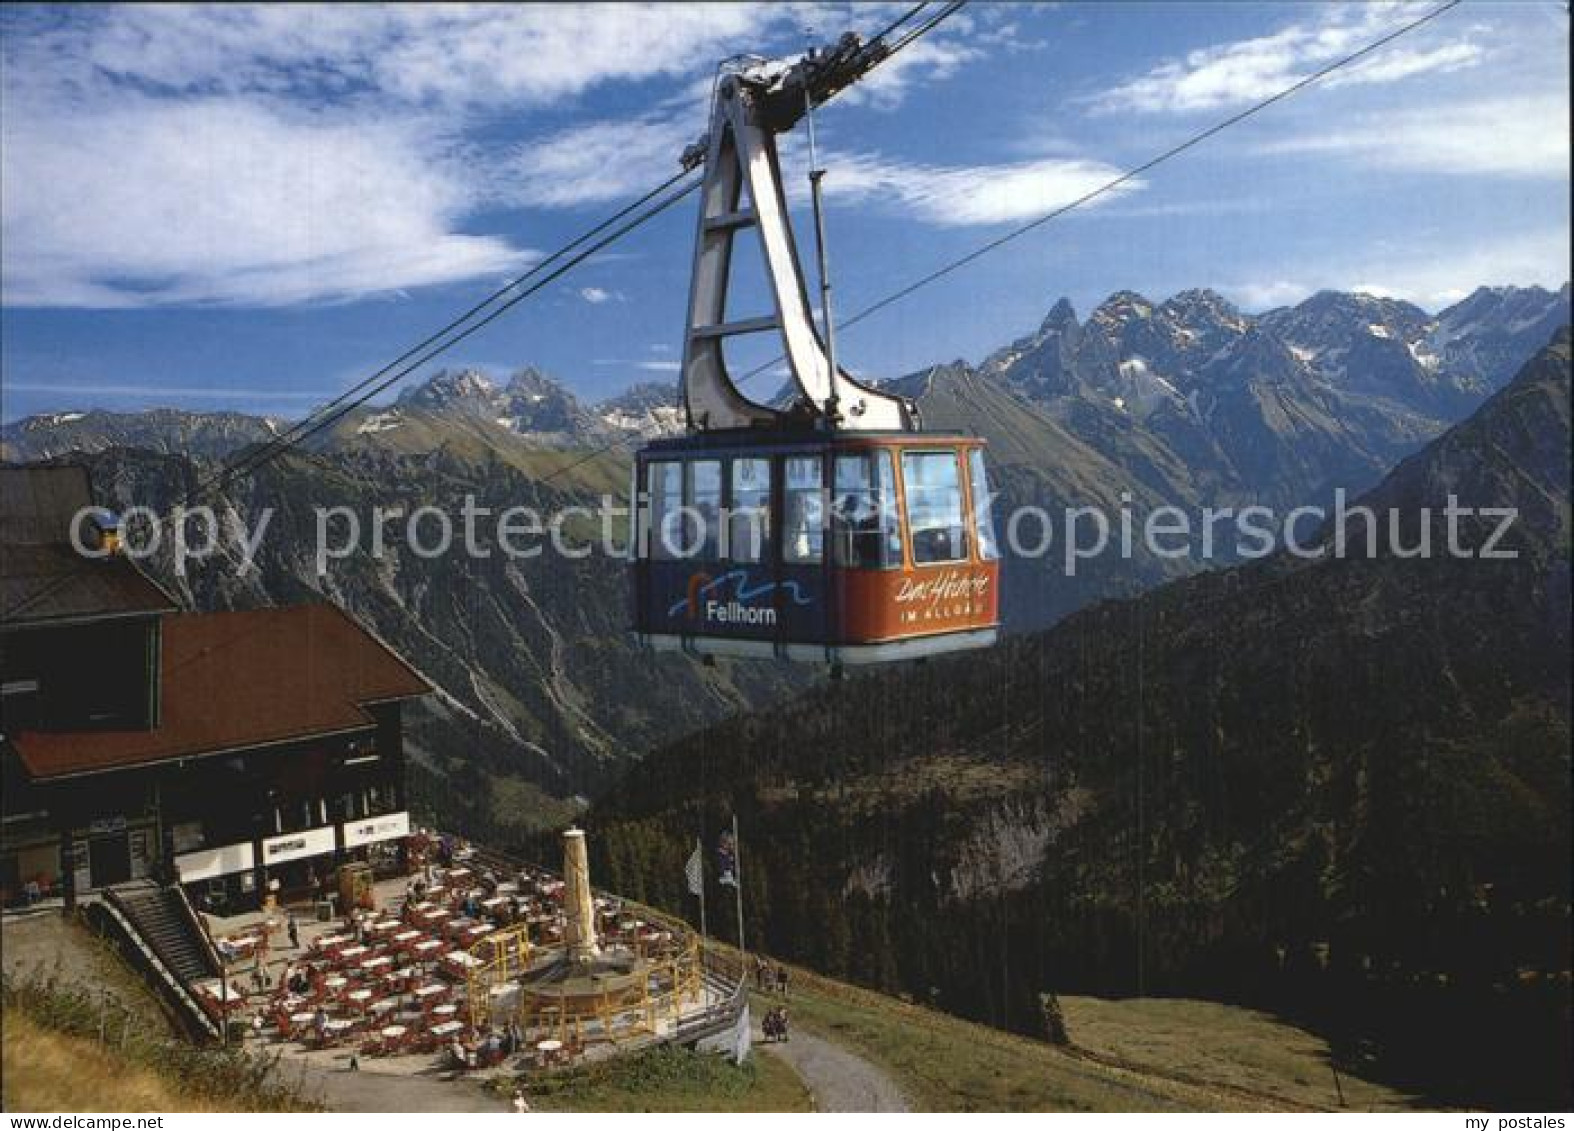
[756, 1025, 910, 1113]
[287, 1060, 509, 1113]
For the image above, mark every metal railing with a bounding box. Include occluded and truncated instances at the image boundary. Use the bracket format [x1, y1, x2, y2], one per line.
[91, 886, 222, 1043]
[459, 842, 750, 1045]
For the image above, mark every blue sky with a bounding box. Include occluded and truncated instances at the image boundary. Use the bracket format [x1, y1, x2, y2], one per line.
[1, 1, 1568, 421]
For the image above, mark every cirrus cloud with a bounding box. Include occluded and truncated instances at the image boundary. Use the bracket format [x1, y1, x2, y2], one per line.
[0, 95, 530, 307]
[1092, 3, 1483, 115]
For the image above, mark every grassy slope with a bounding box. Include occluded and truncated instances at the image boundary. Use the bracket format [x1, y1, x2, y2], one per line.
[759, 958, 1416, 1112]
[524, 1044, 812, 1112]
[1059, 996, 1415, 1112]
[2, 1010, 227, 1113]
[3, 916, 315, 1114]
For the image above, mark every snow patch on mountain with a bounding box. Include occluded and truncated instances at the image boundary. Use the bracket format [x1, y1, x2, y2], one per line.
[356, 410, 403, 435]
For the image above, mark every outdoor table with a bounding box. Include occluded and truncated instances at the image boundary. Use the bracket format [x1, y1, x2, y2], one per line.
[430, 1020, 464, 1037]
[431, 1003, 458, 1021]
[392, 929, 422, 945]
[323, 976, 348, 995]
[413, 939, 443, 959]
[380, 1025, 408, 1040]
[288, 1011, 316, 1031]
[462, 924, 493, 942]
[481, 896, 508, 910]
[196, 979, 247, 1007]
[339, 945, 369, 961]
[360, 955, 393, 972]
[413, 983, 447, 1001]
[347, 989, 374, 1008]
[442, 951, 481, 971]
[370, 918, 401, 935]
[495, 882, 519, 896]
[369, 998, 398, 1016]
[324, 1019, 355, 1036]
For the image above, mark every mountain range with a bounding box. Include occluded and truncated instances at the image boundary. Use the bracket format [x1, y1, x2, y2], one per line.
[582, 328, 1573, 1108]
[2, 284, 1567, 831]
[0, 368, 686, 464]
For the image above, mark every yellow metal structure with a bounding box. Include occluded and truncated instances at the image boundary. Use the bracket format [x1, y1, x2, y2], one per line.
[464, 922, 533, 1028]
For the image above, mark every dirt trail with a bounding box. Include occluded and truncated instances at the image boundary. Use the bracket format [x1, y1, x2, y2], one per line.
[756, 1025, 910, 1113]
[287, 1059, 508, 1113]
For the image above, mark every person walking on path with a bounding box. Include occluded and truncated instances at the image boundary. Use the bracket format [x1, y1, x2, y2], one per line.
[776, 963, 790, 997]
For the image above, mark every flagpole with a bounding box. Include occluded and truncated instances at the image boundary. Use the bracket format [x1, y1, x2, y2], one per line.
[732, 813, 746, 971]
[696, 837, 708, 946]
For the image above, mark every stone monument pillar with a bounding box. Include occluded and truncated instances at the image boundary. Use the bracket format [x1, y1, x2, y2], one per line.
[562, 826, 600, 964]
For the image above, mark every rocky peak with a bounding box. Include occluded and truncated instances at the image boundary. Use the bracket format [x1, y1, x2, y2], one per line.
[597, 381, 685, 439]
[1039, 297, 1080, 334]
[1090, 290, 1156, 330]
[1162, 288, 1247, 331]
[398, 368, 500, 412]
[503, 365, 565, 398]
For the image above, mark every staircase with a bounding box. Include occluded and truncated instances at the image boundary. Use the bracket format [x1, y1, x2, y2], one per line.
[89, 880, 223, 1041]
[110, 881, 220, 983]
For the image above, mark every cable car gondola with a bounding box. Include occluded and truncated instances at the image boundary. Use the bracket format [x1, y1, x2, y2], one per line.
[630, 38, 999, 665]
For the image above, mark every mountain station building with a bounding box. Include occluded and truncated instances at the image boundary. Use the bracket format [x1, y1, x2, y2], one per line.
[1, 466, 430, 912]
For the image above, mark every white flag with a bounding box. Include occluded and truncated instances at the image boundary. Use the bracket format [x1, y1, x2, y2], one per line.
[717, 830, 738, 888]
[684, 843, 704, 896]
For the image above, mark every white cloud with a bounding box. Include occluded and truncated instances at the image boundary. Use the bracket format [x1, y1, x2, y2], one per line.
[1226, 226, 1572, 312]
[834, 32, 982, 111]
[5, 4, 972, 113]
[820, 150, 1139, 227]
[1093, 4, 1483, 115]
[1223, 280, 1317, 311]
[496, 92, 1134, 232]
[9, 4, 773, 108]
[1254, 95, 1569, 178]
[592, 358, 681, 372]
[1, 4, 987, 308]
[578, 286, 621, 304]
[0, 95, 529, 307]
[498, 115, 697, 209]
[3, 380, 329, 402]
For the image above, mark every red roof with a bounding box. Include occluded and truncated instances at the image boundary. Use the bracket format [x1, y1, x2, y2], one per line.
[11, 603, 430, 780]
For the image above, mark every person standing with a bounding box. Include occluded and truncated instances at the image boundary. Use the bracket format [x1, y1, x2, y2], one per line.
[287, 913, 300, 950]
[776, 963, 790, 998]
[512, 1087, 530, 1113]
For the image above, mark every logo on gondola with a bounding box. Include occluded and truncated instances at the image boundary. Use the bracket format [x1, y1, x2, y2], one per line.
[670, 569, 811, 626]
[894, 569, 991, 624]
